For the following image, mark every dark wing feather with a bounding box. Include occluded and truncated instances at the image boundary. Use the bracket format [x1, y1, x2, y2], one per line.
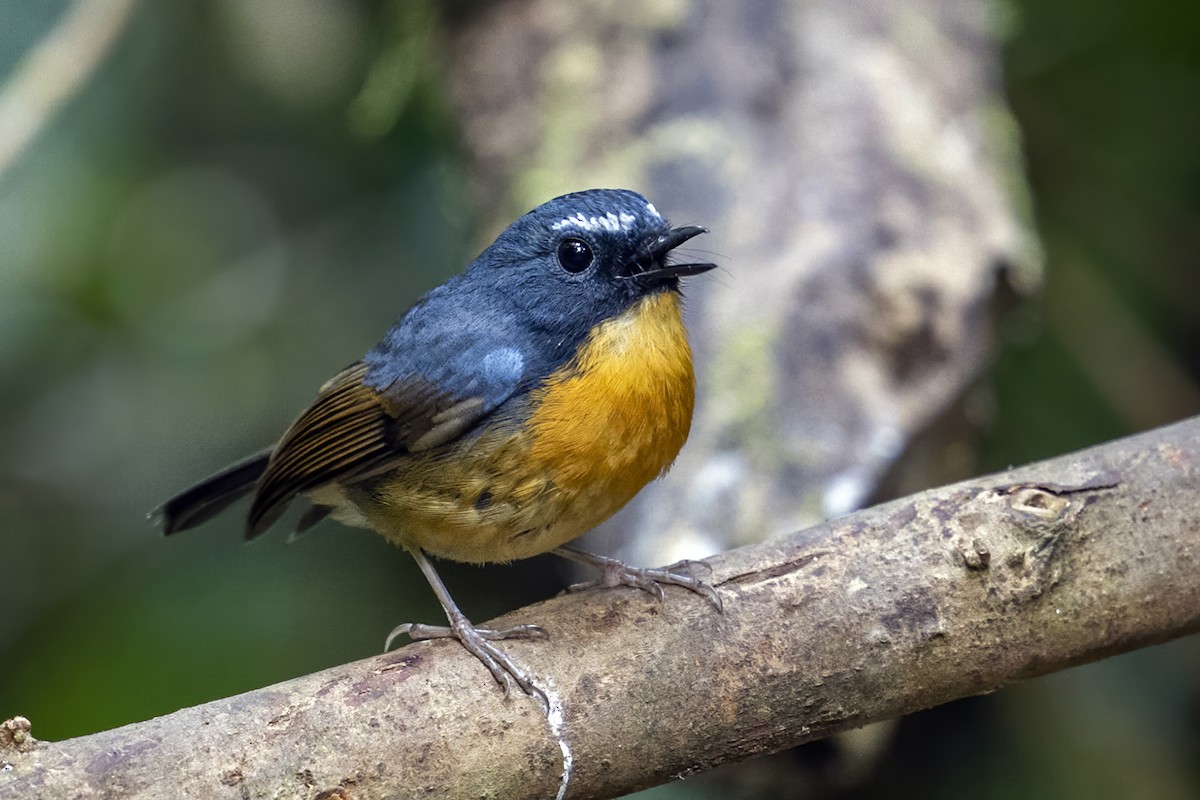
[244, 361, 492, 539]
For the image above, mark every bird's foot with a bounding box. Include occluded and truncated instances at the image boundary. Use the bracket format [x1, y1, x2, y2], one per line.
[386, 618, 550, 710]
[553, 547, 723, 612]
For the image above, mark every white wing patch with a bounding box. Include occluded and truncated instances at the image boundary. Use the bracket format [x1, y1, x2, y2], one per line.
[480, 347, 525, 386]
[552, 211, 638, 234]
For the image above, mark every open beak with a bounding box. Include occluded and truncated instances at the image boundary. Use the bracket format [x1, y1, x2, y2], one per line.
[630, 225, 717, 281]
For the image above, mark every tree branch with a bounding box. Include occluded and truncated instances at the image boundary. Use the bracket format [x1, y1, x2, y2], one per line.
[4, 417, 1199, 799]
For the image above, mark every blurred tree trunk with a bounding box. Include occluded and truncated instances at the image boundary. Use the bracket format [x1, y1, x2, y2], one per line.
[445, 0, 1039, 570]
[443, 3, 1038, 792]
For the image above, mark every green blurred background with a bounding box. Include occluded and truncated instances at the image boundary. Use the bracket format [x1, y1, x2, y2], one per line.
[0, 1, 1197, 798]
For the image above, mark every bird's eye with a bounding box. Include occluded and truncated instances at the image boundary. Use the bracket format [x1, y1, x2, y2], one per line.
[556, 238, 594, 273]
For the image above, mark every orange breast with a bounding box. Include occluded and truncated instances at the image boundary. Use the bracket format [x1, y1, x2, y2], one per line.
[522, 289, 696, 532]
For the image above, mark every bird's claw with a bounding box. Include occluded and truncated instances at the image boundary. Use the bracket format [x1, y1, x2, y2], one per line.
[563, 550, 724, 612]
[384, 618, 550, 712]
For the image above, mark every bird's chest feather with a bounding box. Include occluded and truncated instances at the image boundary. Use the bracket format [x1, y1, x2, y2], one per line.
[525, 289, 696, 497]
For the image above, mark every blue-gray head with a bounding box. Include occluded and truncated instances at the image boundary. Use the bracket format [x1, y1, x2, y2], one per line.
[468, 189, 715, 340]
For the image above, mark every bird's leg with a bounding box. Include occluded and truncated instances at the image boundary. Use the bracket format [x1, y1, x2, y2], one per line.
[386, 549, 549, 709]
[551, 545, 723, 612]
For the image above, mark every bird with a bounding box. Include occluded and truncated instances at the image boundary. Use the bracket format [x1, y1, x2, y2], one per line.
[155, 188, 719, 704]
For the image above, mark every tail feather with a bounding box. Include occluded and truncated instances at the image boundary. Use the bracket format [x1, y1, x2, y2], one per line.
[154, 448, 273, 535]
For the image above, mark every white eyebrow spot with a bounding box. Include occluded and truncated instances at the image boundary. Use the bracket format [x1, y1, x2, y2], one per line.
[551, 211, 637, 233]
[645, 202, 662, 220]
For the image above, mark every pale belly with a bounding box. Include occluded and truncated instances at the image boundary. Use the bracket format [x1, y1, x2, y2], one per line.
[313, 416, 678, 564]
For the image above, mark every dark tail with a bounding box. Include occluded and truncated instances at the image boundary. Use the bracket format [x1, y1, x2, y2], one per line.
[154, 448, 273, 535]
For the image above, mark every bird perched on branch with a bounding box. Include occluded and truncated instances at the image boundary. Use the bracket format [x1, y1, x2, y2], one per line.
[155, 188, 720, 705]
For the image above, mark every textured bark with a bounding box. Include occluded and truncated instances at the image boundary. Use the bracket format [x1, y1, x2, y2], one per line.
[4, 417, 1198, 799]
[446, 0, 1041, 567]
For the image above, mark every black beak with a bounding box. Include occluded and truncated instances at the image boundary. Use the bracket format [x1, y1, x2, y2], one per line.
[629, 225, 717, 281]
